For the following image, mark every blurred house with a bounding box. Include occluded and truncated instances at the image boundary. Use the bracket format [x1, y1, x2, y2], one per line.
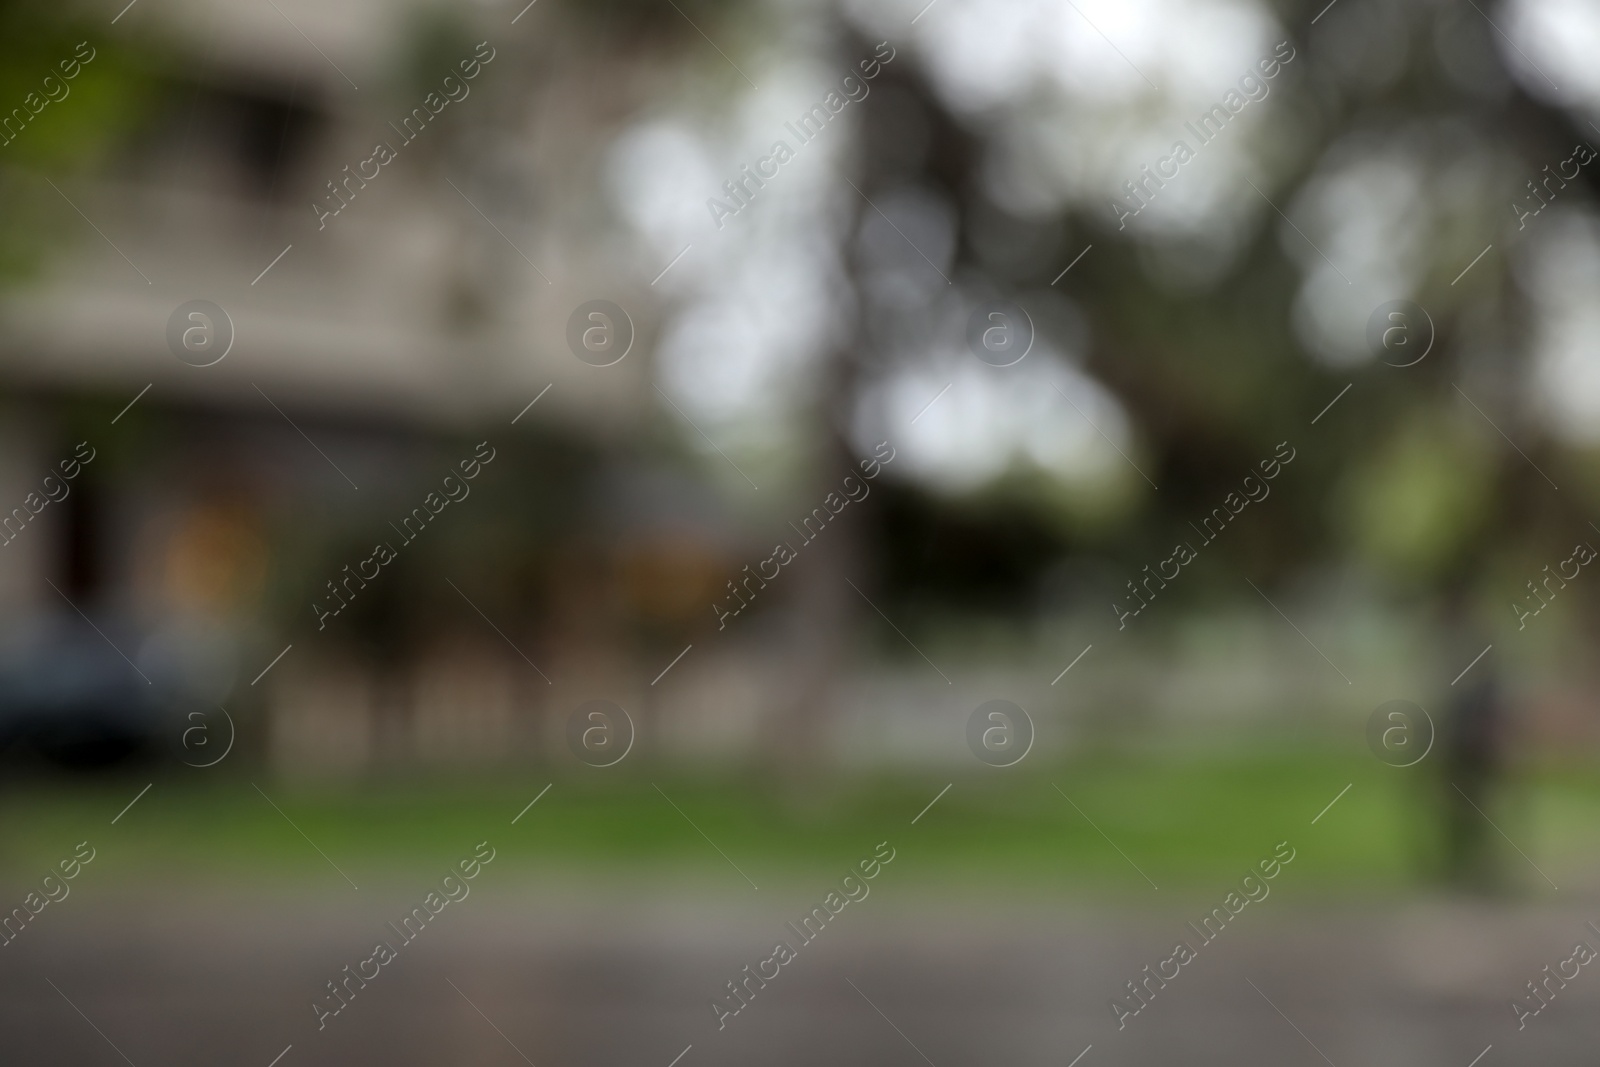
[0, 0, 751, 772]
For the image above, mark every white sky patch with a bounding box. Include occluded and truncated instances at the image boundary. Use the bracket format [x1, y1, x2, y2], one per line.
[857, 351, 1133, 490]
[1287, 151, 1429, 366]
[1523, 209, 1600, 442]
[655, 232, 845, 427]
[606, 47, 867, 468]
[606, 121, 718, 256]
[856, 0, 1282, 231]
[1506, 0, 1600, 107]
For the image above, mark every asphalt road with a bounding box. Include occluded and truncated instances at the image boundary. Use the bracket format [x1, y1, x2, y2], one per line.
[1, 881, 1596, 1066]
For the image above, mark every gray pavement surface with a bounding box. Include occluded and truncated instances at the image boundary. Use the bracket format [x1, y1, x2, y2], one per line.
[1, 883, 1596, 1066]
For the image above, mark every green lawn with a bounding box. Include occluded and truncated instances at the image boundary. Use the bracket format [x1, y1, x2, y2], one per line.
[0, 746, 1588, 899]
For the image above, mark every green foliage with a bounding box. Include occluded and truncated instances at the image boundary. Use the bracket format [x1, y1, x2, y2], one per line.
[1339, 409, 1495, 582]
[0, 3, 158, 279]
